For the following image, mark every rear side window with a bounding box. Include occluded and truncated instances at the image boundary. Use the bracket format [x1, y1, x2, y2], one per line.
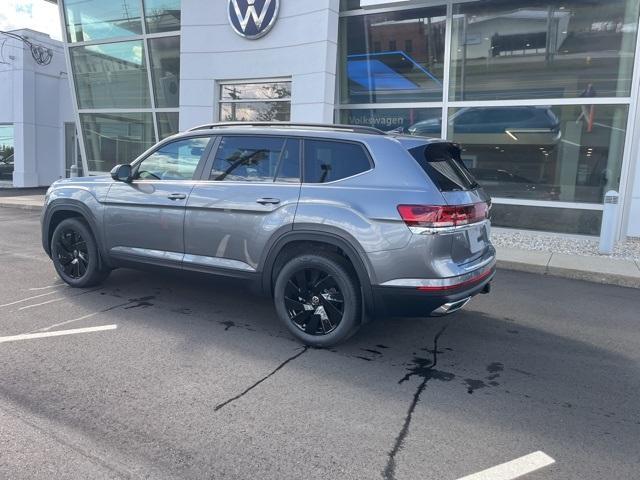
[409, 143, 477, 192]
[210, 136, 300, 183]
[303, 140, 371, 183]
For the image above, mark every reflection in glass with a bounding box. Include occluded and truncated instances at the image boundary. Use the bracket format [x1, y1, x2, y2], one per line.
[144, 0, 181, 33]
[80, 113, 155, 172]
[64, 0, 142, 43]
[137, 137, 208, 181]
[220, 102, 291, 122]
[450, 0, 640, 100]
[220, 82, 292, 101]
[148, 36, 180, 108]
[339, 6, 446, 104]
[448, 105, 628, 204]
[210, 136, 287, 182]
[219, 82, 291, 122]
[157, 112, 180, 140]
[491, 204, 603, 235]
[338, 108, 441, 135]
[0, 124, 14, 181]
[70, 41, 151, 109]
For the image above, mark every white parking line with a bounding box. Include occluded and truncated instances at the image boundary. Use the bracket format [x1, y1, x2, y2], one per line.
[0, 291, 57, 308]
[0, 325, 118, 344]
[37, 311, 101, 332]
[28, 285, 64, 291]
[18, 298, 65, 311]
[457, 451, 555, 480]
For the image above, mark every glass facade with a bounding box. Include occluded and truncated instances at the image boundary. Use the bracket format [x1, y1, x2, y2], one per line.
[337, 107, 441, 134]
[63, 0, 181, 173]
[70, 41, 151, 109]
[337, 0, 640, 234]
[339, 6, 446, 104]
[64, 0, 143, 43]
[450, 0, 640, 101]
[0, 125, 14, 182]
[80, 113, 155, 172]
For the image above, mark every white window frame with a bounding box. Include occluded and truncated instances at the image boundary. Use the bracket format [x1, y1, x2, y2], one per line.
[217, 78, 293, 123]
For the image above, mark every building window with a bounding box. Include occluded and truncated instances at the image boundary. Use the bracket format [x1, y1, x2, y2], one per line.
[64, 0, 143, 43]
[450, 0, 640, 101]
[157, 112, 180, 140]
[148, 36, 180, 108]
[144, 0, 181, 34]
[405, 39, 413, 53]
[448, 105, 629, 205]
[70, 41, 151, 109]
[80, 113, 155, 172]
[0, 125, 14, 182]
[338, 5, 446, 104]
[219, 81, 292, 122]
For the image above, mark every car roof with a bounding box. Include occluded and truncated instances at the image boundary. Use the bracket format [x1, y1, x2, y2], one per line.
[166, 123, 447, 147]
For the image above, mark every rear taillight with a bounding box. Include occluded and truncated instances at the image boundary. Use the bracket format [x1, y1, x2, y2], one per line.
[397, 203, 489, 230]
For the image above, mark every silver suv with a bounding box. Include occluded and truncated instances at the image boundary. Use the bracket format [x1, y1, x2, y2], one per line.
[42, 123, 495, 346]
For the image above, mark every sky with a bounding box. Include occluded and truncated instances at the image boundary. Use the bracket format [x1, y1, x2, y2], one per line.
[0, 0, 62, 40]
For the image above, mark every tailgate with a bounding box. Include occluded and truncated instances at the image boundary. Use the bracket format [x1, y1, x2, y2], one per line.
[441, 189, 492, 266]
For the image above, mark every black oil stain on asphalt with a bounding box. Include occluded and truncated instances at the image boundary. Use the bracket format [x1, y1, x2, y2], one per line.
[362, 348, 383, 356]
[383, 325, 455, 480]
[214, 347, 308, 412]
[376, 344, 390, 349]
[465, 379, 487, 394]
[124, 296, 155, 309]
[219, 321, 236, 331]
[466, 362, 504, 394]
[356, 356, 373, 362]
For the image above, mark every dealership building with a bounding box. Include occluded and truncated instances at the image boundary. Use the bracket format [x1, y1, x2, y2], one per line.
[29, 0, 640, 238]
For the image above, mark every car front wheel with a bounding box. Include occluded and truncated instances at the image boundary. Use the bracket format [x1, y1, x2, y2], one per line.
[51, 218, 110, 288]
[274, 253, 361, 347]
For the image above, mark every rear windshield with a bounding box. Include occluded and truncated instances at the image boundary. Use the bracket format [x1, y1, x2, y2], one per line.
[409, 142, 477, 192]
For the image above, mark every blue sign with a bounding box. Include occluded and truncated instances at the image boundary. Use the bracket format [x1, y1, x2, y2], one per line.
[228, 0, 280, 40]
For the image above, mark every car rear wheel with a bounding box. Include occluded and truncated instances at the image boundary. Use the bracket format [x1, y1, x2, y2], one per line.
[274, 253, 361, 347]
[51, 218, 110, 288]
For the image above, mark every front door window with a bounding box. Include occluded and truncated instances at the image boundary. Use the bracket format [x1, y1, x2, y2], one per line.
[135, 137, 211, 181]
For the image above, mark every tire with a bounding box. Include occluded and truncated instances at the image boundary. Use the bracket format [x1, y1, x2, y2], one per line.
[273, 252, 362, 347]
[50, 218, 110, 288]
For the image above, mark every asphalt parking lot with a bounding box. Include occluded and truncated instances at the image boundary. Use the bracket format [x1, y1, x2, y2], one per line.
[0, 206, 639, 480]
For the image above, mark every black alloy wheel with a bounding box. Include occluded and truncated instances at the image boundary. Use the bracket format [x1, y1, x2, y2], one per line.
[55, 228, 89, 279]
[274, 252, 361, 347]
[51, 218, 111, 288]
[284, 267, 345, 336]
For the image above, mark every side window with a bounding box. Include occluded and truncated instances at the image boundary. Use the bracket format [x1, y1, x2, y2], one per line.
[303, 140, 371, 184]
[210, 136, 291, 182]
[275, 139, 301, 183]
[136, 137, 211, 181]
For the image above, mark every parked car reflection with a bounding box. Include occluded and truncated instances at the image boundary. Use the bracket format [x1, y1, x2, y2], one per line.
[0, 154, 14, 180]
[409, 106, 561, 146]
[469, 168, 559, 200]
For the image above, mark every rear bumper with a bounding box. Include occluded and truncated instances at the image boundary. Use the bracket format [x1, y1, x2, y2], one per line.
[371, 263, 495, 318]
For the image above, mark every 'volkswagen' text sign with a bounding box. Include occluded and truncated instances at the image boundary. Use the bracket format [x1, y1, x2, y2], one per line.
[228, 0, 280, 40]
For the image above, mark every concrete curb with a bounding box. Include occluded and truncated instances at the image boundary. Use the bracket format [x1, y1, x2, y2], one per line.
[497, 259, 640, 289]
[0, 202, 43, 212]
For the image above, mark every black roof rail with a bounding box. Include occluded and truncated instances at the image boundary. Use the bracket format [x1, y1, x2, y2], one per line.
[186, 122, 387, 136]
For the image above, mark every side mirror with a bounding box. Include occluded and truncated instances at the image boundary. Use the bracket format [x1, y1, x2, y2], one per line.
[110, 164, 133, 183]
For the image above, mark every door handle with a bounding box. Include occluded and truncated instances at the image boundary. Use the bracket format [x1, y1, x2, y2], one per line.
[256, 198, 281, 205]
[167, 193, 187, 201]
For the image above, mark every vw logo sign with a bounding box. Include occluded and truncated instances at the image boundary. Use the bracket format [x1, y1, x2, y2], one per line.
[228, 0, 280, 40]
